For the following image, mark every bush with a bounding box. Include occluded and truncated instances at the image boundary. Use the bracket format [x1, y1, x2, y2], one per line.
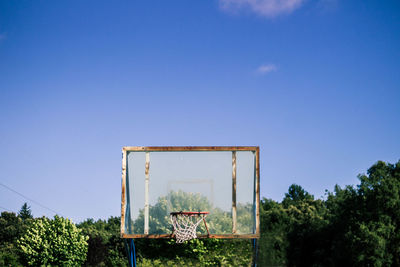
[18, 215, 88, 266]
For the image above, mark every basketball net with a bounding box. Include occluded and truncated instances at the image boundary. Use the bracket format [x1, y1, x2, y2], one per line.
[170, 213, 208, 243]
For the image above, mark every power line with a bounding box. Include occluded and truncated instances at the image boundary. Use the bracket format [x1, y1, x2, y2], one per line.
[0, 205, 13, 212]
[0, 182, 62, 216]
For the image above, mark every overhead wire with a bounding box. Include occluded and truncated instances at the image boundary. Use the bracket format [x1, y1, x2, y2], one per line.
[0, 205, 13, 212]
[0, 182, 62, 216]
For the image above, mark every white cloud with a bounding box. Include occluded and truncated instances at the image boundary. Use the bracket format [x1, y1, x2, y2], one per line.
[257, 63, 277, 74]
[219, 0, 305, 17]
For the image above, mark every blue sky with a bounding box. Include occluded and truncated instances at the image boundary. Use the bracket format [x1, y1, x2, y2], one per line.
[0, 0, 399, 222]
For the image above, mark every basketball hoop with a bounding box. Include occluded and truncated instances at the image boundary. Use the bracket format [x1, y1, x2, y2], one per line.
[170, 211, 210, 243]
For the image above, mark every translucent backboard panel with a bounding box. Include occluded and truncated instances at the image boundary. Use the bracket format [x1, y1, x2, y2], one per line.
[121, 147, 260, 239]
[236, 151, 256, 234]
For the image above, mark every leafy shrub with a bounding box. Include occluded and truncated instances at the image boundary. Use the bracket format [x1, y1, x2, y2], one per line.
[18, 215, 88, 266]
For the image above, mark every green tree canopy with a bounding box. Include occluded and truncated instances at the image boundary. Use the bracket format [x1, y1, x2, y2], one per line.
[282, 184, 314, 207]
[132, 190, 221, 235]
[78, 216, 127, 266]
[18, 202, 33, 221]
[0, 211, 26, 266]
[18, 215, 88, 266]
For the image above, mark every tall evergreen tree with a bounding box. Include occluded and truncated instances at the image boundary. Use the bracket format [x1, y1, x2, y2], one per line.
[18, 203, 32, 221]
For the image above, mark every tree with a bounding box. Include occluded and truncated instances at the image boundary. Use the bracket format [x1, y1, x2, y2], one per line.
[0, 212, 26, 266]
[18, 215, 88, 266]
[258, 184, 331, 267]
[349, 160, 400, 266]
[323, 160, 400, 266]
[18, 203, 33, 221]
[77, 218, 109, 266]
[282, 184, 314, 207]
[78, 217, 127, 266]
[258, 198, 289, 266]
[285, 198, 330, 266]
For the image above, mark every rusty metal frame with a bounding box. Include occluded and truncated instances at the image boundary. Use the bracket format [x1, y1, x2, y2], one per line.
[121, 146, 260, 239]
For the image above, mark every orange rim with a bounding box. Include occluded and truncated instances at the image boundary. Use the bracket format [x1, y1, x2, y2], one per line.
[170, 211, 209, 216]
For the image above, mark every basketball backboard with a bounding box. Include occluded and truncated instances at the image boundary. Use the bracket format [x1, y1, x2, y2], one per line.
[121, 146, 260, 239]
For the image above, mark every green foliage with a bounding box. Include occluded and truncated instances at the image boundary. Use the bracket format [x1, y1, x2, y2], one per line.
[351, 221, 394, 266]
[2, 160, 399, 266]
[282, 184, 314, 207]
[18, 215, 88, 266]
[258, 199, 288, 266]
[236, 202, 254, 234]
[127, 190, 253, 265]
[258, 186, 330, 266]
[343, 160, 400, 266]
[132, 190, 214, 235]
[0, 209, 30, 266]
[131, 190, 254, 237]
[79, 212, 252, 266]
[285, 199, 331, 266]
[0, 211, 26, 244]
[259, 160, 400, 266]
[134, 240, 251, 267]
[0, 242, 21, 267]
[134, 238, 252, 266]
[77, 216, 127, 266]
[18, 202, 33, 221]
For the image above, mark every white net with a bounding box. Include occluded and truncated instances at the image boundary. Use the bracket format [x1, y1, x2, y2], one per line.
[170, 212, 208, 243]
